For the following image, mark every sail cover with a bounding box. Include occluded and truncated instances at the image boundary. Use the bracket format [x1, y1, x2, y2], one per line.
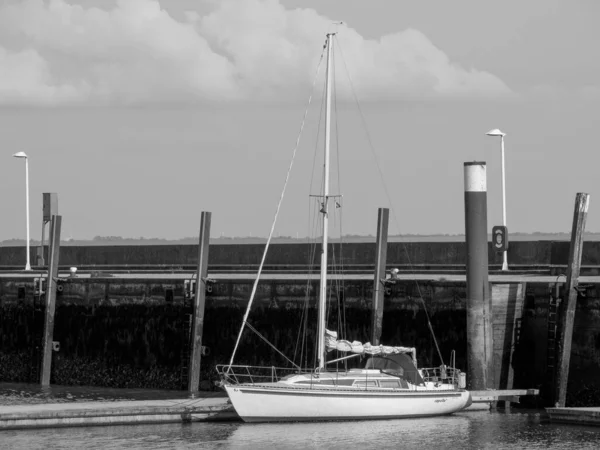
[325, 329, 416, 365]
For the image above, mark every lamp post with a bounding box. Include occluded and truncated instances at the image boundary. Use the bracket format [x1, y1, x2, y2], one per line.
[486, 129, 508, 271]
[13, 151, 31, 271]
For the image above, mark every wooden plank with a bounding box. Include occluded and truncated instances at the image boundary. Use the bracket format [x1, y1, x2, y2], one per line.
[40, 215, 61, 386]
[371, 207, 389, 345]
[555, 193, 590, 407]
[188, 211, 211, 393]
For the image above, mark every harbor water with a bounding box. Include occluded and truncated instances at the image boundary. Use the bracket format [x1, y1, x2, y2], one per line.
[2, 384, 600, 449]
[2, 410, 600, 449]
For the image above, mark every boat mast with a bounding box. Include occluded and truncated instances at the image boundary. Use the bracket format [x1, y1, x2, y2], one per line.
[317, 33, 334, 371]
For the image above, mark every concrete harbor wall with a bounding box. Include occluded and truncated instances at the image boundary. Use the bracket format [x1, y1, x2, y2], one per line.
[3, 277, 467, 389]
[3, 240, 600, 267]
[2, 274, 600, 406]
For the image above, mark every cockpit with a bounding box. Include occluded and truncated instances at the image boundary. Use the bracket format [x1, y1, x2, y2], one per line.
[364, 354, 425, 385]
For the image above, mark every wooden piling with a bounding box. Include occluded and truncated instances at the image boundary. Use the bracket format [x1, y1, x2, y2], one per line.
[40, 193, 58, 267]
[371, 208, 389, 345]
[40, 215, 61, 386]
[188, 211, 211, 393]
[555, 193, 590, 407]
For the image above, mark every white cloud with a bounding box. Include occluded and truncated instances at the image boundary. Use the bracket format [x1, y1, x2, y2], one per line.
[0, 46, 87, 104]
[0, 0, 513, 105]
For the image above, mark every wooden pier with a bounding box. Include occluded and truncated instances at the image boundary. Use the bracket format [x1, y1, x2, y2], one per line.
[464, 389, 540, 411]
[546, 407, 600, 426]
[0, 397, 237, 430]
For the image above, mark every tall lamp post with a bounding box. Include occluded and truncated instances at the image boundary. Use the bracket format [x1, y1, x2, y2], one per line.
[13, 151, 31, 271]
[486, 129, 508, 271]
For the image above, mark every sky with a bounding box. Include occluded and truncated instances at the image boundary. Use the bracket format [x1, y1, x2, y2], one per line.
[1, 0, 599, 241]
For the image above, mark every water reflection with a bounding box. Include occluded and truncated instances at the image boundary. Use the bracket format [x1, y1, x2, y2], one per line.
[225, 415, 471, 449]
[3, 411, 600, 450]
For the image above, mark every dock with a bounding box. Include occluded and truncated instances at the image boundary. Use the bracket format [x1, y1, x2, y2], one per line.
[0, 397, 237, 430]
[546, 407, 600, 426]
[0, 388, 540, 429]
[464, 389, 540, 411]
[470, 388, 539, 403]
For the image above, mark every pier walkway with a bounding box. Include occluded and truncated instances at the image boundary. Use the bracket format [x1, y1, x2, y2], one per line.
[546, 407, 600, 426]
[0, 396, 237, 430]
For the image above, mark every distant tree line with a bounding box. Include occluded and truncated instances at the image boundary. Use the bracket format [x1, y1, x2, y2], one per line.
[4, 231, 600, 246]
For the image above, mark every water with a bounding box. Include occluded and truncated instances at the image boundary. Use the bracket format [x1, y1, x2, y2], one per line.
[2, 410, 600, 449]
[2, 384, 600, 449]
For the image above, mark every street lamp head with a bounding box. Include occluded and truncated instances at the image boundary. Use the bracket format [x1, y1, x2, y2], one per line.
[12, 151, 28, 159]
[486, 129, 506, 137]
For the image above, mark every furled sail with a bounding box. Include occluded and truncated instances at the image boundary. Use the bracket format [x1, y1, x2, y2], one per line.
[325, 329, 416, 363]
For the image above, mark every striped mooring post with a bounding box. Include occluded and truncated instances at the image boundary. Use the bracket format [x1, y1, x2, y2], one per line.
[464, 162, 494, 390]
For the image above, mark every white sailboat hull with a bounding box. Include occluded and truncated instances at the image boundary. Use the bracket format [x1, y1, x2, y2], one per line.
[224, 383, 472, 423]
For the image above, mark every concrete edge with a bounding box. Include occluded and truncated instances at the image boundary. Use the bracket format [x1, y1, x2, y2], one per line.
[0, 410, 240, 430]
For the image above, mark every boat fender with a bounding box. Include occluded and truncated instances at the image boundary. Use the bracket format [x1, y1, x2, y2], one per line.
[459, 372, 467, 389]
[440, 364, 447, 379]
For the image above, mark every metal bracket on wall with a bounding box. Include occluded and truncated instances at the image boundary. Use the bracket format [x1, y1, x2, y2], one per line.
[573, 284, 592, 297]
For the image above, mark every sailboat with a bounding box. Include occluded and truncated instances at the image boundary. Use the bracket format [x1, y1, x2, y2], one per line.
[217, 33, 472, 423]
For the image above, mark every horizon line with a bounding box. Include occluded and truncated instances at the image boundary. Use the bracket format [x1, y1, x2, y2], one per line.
[1, 230, 598, 245]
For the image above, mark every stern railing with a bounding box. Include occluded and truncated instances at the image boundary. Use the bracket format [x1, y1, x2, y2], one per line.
[420, 365, 466, 389]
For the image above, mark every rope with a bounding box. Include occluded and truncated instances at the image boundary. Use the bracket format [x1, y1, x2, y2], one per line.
[334, 35, 445, 366]
[294, 73, 327, 369]
[227, 40, 327, 370]
[246, 323, 301, 370]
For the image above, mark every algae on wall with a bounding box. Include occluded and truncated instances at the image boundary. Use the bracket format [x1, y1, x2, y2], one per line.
[2, 276, 600, 406]
[0, 278, 469, 390]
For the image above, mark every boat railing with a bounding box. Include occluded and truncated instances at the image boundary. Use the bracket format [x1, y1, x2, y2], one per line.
[216, 364, 311, 386]
[420, 365, 465, 388]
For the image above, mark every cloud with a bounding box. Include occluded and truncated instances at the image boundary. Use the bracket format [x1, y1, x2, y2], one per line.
[0, 0, 513, 106]
[0, 46, 85, 104]
[527, 83, 600, 102]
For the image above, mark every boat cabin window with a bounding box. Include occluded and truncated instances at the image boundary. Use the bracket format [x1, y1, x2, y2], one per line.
[364, 356, 405, 376]
[353, 380, 378, 387]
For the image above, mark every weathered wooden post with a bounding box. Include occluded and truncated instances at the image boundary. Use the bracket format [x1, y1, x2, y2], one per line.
[371, 208, 389, 345]
[39, 193, 58, 267]
[464, 162, 494, 390]
[555, 192, 590, 407]
[40, 214, 61, 386]
[188, 211, 211, 393]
